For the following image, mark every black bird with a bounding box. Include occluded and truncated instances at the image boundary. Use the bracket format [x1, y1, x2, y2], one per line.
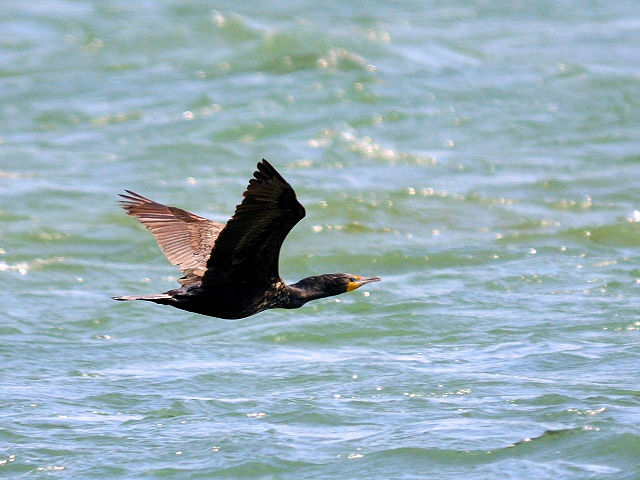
[113, 160, 380, 319]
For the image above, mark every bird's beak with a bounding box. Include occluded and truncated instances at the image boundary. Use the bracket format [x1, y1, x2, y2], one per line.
[347, 276, 381, 292]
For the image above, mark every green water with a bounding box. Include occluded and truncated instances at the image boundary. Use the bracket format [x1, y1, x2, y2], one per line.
[2, 1, 640, 478]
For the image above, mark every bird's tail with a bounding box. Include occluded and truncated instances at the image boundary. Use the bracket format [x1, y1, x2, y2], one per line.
[112, 293, 173, 303]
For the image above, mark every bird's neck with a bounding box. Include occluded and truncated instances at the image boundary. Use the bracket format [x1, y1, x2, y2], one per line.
[283, 279, 334, 308]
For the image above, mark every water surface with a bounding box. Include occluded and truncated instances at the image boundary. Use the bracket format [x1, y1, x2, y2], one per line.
[1, 1, 639, 478]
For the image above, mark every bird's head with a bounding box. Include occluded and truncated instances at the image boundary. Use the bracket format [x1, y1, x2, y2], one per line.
[291, 273, 381, 301]
[343, 274, 382, 292]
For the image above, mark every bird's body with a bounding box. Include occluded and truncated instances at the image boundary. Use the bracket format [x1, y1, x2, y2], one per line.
[113, 160, 379, 318]
[120, 280, 291, 319]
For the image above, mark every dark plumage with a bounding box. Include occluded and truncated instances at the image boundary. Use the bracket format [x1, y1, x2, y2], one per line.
[113, 160, 380, 319]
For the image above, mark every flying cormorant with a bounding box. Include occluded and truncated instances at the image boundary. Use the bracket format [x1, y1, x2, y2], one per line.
[113, 160, 380, 318]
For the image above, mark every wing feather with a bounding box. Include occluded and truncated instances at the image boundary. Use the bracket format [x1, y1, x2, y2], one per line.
[119, 190, 224, 282]
[201, 159, 305, 286]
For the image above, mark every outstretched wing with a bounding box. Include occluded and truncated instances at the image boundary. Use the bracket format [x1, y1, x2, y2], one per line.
[201, 159, 306, 286]
[119, 191, 224, 282]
